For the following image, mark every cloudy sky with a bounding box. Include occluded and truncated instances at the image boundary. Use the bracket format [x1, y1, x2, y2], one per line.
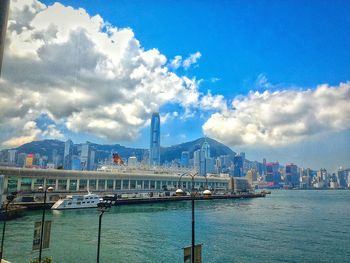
[1, 0, 349, 171]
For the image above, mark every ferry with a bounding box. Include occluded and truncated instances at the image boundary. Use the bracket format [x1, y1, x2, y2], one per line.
[51, 192, 101, 210]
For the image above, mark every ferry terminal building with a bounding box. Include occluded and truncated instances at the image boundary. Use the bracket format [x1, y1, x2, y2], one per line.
[0, 167, 251, 202]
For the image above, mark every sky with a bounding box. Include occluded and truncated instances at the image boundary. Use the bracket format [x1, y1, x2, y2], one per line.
[0, 0, 349, 171]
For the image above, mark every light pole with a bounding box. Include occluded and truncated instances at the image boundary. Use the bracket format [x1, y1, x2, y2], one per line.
[189, 173, 198, 263]
[0, 192, 17, 261]
[177, 172, 198, 263]
[96, 199, 112, 263]
[38, 186, 54, 263]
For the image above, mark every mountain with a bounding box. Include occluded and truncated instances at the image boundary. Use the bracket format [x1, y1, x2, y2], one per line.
[160, 137, 235, 163]
[2, 137, 236, 164]
[15, 139, 64, 158]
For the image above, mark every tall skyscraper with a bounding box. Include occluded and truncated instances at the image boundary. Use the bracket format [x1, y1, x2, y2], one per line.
[197, 141, 213, 176]
[233, 154, 244, 177]
[193, 150, 201, 170]
[150, 112, 160, 167]
[89, 150, 96, 170]
[80, 143, 90, 170]
[64, 139, 73, 170]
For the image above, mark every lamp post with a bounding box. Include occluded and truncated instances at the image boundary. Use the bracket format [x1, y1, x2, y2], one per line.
[0, 192, 17, 261]
[96, 199, 112, 263]
[177, 172, 198, 263]
[38, 186, 54, 263]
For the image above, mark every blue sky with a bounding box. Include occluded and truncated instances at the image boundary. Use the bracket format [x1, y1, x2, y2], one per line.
[1, 0, 349, 171]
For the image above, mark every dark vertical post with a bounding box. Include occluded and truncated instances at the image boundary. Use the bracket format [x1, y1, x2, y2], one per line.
[38, 190, 47, 263]
[191, 176, 195, 263]
[0, 0, 10, 75]
[0, 203, 9, 260]
[97, 211, 104, 263]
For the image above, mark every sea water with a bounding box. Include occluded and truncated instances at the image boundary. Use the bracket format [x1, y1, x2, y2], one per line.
[3, 190, 350, 262]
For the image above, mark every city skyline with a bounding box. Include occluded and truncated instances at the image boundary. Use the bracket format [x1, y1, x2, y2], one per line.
[0, 0, 349, 172]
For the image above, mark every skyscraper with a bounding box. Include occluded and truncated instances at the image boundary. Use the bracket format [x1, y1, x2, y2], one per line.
[150, 112, 160, 167]
[233, 155, 244, 177]
[80, 143, 90, 170]
[198, 141, 213, 176]
[64, 139, 73, 170]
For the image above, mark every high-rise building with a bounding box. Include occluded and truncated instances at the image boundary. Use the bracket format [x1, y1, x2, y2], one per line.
[89, 150, 96, 170]
[246, 169, 258, 185]
[233, 155, 244, 177]
[180, 151, 190, 167]
[285, 163, 299, 187]
[337, 168, 349, 188]
[193, 150, 201, 170]
[7, 149, 17, 165]
[265, 162, 281, 185]
[205, 157, 215, 174]
[72, 156, 81, 170]
[149, 112, 160, 167]
[17, 153, 26, 167]
[193, 141, 214, 176]
[25, 154, 34, 168]
[80, 143, 90, 170]
[64, 139, 73, 170]
[199, 141, 211, 176]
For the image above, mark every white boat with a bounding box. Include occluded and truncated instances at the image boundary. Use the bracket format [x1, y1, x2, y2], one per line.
[51, 192, 102, 210]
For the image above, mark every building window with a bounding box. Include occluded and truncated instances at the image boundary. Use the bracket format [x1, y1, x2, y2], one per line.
[89, 179, 97, 190]
[115, 180, 121, 190]
[47, 179, 56, 189]
[130, 180, 136, 189]
[7, 177, 18, 193]
[33, 178, 44, 189]
[20, 177, 32, 192]
[150, 180, 155, 189]
[79, 179, 87, 191]
[137, 180, 142, 189]
[143, 180, 149, 189]
[122, 180, 129, 190]
[98, 179, 106, 190]
[107, 180, 114, 190]
[69, 179, 77, 191]
[156, 181, 161, 190]
[58, 179, 67, 191]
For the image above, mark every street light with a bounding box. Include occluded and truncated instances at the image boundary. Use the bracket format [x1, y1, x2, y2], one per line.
[96, 199, 112, 263]
[38, 186, 54, 263]
[176, 172, 198, 263]
[0, 192, 17, 261]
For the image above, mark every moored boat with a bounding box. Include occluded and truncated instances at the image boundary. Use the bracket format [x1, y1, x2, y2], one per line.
[51, 192, 101, 210]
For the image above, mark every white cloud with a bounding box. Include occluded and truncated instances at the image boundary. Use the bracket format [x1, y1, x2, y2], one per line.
[200, 91, 227, 111]
[170, 55, 182, 69]
[183, 52, 201, 70]
[0, 0, 221, 147]
[169, 52, 201, 70]
[203, 82, 350, 146]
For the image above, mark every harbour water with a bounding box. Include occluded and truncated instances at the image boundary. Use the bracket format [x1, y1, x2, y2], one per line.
[3, 190, 350, 262]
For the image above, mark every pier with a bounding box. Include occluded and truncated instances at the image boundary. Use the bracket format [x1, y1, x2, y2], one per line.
[10, 192, 266, 211]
